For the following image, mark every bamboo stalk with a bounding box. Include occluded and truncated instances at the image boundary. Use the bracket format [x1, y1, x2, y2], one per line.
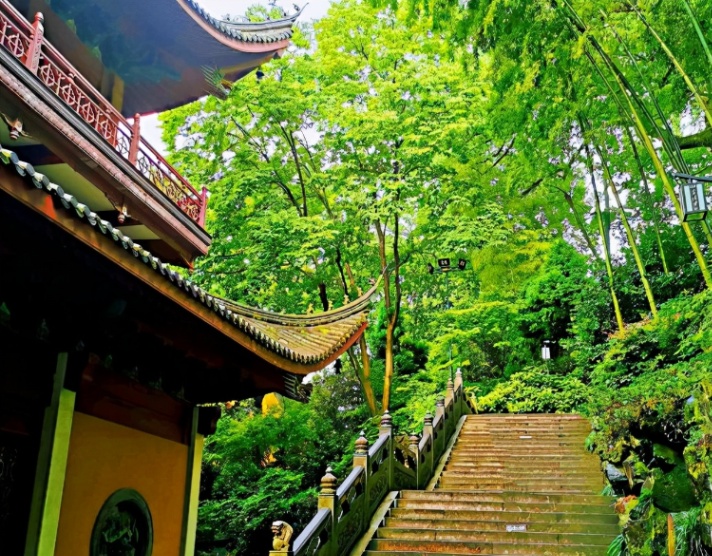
[597, 145, 658, 318]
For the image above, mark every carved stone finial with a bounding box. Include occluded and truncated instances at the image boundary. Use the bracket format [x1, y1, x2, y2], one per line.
[34, 12, 44, 24]
[456, 368, 462, 378]
[447, 377, 454, 389]
[380, 410, 392, 428]
[320, 467, 337, 494]
[424, 413, 433, 427]
[355, 430, 368, 455]
[409, 433, 419, 447]
[436, 397, 445, 408]
[271, 520, 294, 552]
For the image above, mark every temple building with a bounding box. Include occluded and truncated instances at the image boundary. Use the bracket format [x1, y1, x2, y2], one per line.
[0, 1, 371, 554]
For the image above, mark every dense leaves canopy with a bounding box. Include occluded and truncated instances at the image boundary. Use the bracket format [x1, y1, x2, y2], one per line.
[161, 0, 712, 553]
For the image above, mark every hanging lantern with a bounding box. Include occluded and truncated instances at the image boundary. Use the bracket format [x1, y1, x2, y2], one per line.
[541, 341, 551, 361]
[677, 176, 709, 222]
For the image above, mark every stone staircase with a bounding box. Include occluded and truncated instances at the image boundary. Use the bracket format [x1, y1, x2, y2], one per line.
[362, 414, 619, 555]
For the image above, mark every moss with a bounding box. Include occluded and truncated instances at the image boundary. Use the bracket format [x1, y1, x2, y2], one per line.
[651, 466, 698, 513]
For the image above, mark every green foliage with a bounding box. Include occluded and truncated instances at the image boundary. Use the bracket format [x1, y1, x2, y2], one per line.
[477, 369, 591, 414]
[197, 375, 367, 555]
[155, 0, 712, 552]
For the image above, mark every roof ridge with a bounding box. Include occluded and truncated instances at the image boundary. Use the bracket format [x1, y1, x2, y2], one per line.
[184, 0, 303, 44]
[216, 277, 380, 326]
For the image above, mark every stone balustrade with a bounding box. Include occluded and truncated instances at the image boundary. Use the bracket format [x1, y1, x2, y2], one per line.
[270, 369, 469, 556]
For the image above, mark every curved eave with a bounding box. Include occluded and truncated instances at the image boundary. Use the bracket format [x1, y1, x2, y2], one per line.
[177, 0, 300, 53]
[0, 141, 372, 375]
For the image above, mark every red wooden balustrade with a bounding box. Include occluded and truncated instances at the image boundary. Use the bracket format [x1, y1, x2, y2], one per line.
[0, 2, 208, 226]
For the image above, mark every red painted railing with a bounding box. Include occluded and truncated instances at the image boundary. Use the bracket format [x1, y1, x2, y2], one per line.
[0, 3, 208, 227]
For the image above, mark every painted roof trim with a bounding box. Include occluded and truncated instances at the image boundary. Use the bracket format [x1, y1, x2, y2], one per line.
[0, 143, 373, 366]
[182, 0, 304, 45]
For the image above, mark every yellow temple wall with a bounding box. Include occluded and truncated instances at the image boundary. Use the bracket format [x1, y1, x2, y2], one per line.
[54, 412, 188, 555]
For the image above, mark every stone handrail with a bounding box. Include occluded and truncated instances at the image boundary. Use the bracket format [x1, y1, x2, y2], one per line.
[0, 2, 208, 226]
[270, 370, 469, 556]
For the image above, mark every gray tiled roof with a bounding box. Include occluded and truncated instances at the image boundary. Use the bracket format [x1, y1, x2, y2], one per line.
[0, 144, 372, 366]
[185, 0, 303, 44]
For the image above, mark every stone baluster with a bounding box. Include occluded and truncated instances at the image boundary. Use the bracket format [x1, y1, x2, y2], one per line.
[24, 12, 44, 74]
[129, 113, 141, 164]
[379, 410, 394, 491]
[446, 377, 455, 435]
[455, 368, 465, 416]
[423, 413, 435, 477]
[435, 396, 445, 421]
[319, 466, 338, 556]
[409, 432, 421, 486]
[353, 431, 369, 531]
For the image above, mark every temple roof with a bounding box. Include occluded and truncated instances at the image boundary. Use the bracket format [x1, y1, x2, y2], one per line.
[10, 0, 303, 115]
[184, 0, 303, 44]
[0, 142, 372, 370]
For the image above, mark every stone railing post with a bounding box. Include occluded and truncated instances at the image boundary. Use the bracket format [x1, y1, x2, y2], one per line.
[129, 113, 141, 164]
[435, 396, 445, 421]
[24, 12, 44, 74]
[379, 410, 394, 491]
[454, 368, 464, 417]
[353, 431, 369, 532]
[409, 433, 421, 485]
[423, 413, 435, 474]
[318, 467, 338, 556]
[446, 377, 455, 435]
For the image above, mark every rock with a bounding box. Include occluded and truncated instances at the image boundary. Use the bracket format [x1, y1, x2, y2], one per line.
[606, 463, 629, 488]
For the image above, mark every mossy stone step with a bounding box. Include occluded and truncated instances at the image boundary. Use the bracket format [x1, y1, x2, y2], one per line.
[367, 538, 609, 555]
[384, 517, 619, 535]
[395, 500, 615, 514]
[400, 491, 614, 506]
[376, 527, 614, 546]
[354, 414, 617, 556]
[388, 508, 619, 525]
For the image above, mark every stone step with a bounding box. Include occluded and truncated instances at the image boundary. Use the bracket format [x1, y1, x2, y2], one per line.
[446, 461, 596, 469]
[447, 451, 593, 458]
[457, 435, 589, 441]
[456, 439, 590, 446]
[461, 427, 591, 431]
[461, 426, 590, 431]
[376, 527, 614, 546]
[459, 430, 591, 437]
[434, 486, 602, 496]
[400, 491, 614, 506]
[452, 450, 597, 454]
[367, 538, 609, 554]
[388, 508, 619, 525]
[384, 517, 619, 536]
[437, 476, 603, 487]
[442, 472, 603, 480]
[464, 414, 587, 420]
[438, 471, 604, 484]
[395, 500, 614, 514]
[353, 414, 617, 556]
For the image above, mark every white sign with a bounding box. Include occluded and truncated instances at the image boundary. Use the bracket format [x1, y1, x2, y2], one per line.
[506, 525, 527, 532]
